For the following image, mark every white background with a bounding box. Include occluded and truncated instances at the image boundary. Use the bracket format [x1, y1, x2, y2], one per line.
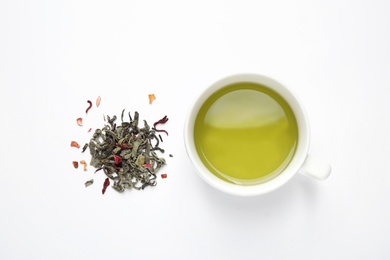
[1, 0, 389, 259]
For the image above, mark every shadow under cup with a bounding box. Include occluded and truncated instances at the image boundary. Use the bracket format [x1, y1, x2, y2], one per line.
[184, 74, 310, 196]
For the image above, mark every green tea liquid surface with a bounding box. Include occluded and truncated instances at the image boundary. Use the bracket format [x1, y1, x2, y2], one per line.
[194, 82, 298, 185]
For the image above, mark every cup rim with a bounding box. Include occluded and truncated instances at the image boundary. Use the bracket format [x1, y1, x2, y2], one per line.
[183, 73, 310, 196]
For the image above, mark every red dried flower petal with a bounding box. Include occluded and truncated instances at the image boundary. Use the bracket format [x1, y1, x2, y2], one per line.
[102, 178, 110, 194]
[161, 173, 167, 179]
[119, 144, 133, 149]
[143, 163, 152, 168]
[72, 161, 79, 169]
[85, 100, 92, 114]
[77, 118, 83, 126]
[113, 155, 122, 165]
[152, 116, 169, 135]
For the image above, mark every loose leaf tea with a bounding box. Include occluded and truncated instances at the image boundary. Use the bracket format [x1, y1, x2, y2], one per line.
[85, 179, 94, 187]
[89, 111, 167, 193]
[81, 143, 88, 153]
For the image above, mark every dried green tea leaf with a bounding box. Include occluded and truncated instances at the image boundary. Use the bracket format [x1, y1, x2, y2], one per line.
[85, 179, 94, 187]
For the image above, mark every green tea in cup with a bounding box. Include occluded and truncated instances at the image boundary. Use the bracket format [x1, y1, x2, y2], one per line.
[184, 73, 331, 196]
[194, 82, 298, 185]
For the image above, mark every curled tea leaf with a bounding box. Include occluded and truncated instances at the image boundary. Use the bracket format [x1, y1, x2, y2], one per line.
[77, 118, 83, 126]
[71, 141, 80, 148]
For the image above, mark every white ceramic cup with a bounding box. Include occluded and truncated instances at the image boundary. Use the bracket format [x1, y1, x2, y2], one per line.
[184, 73, 331, 196]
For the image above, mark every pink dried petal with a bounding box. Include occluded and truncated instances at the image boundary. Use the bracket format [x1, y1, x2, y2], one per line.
[96, 96, 101, 107]
[80, 160, 87, 171]
[77, 118, 83, 126]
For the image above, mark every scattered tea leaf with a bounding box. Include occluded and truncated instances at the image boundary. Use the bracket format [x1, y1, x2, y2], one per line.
[81, 143, 88, 153]
[85, 179, 94, 187]
[71, 141, 80, 148]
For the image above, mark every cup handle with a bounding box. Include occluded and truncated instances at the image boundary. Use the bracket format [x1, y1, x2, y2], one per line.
[299, 155, 331, 180]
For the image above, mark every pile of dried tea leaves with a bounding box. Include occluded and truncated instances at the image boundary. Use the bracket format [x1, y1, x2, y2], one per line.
[71, 95, 169, 195]
[88, 110, 167, 193]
